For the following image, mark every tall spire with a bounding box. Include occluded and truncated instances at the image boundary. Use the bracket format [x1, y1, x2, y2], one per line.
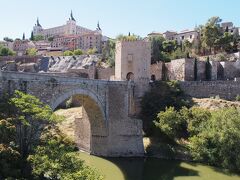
[22, 33, 25, 40]
[37, 17, 41, 27]
[70, 10, 76, 21]
[96, 21, 101, 31]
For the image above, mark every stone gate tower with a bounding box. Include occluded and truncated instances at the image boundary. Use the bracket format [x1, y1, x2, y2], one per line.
[115, 39, 151, 82]
[115, 39, 151, 114]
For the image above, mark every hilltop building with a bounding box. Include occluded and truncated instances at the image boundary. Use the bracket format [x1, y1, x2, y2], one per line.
[148, 21, 239, 46]
[33, 11, 107, 52]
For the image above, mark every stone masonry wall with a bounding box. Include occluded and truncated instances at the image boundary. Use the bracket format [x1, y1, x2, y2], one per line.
[184, 58, 195, 81]
[97, 67, 114, 80]
[180, 81, 240, 100]
[150, 62, 163, 80]
[196, 61, 206, 81]
[163, 58, 195, 81]
[0, 55, 42, 63]
[152, 58, 240, 81]
[221, 61, 240, 80]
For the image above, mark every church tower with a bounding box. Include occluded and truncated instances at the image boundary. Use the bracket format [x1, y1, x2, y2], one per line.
[33, 18, 43, 36]
[96, 21, 102, 34]
[66, 10, 77, 35]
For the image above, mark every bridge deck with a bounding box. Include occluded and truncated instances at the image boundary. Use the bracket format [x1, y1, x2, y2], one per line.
[0, 71, 129, 86]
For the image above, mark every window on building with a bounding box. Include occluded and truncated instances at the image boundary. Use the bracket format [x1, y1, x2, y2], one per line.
[128, 54, 133, 62]
[190, 35, 192, 39]
[182, 36, 184, 40]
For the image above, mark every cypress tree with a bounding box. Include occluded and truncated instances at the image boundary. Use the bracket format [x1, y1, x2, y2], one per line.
[30, 31, 34, 41]
[206, 56, 211, 80]
[194, 58, 198, 81]
[22, 33, 25, 40]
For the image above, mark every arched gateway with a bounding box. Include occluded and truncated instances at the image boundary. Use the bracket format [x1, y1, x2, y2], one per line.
[0, 71, 144, 157]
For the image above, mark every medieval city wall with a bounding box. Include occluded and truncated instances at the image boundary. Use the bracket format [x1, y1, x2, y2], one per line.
[97, 67, 114, 80]
[152, 58, 240, 81]
[180, 81, 240, 100]
[0, 55, 42, 63]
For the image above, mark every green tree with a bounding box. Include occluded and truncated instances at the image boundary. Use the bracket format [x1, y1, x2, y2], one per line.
[201, 17, 222, 54]
[183, 40, 192, 56]
[3, 37, 13, 42]
[189, 108, 240, 172]
[34, 35, 44, 41]
[218, 32, 234, 53]
[185, 107, 211, 136]
[149, 35, 166, 63]
[28, 127, 103, 180]
[0, 118, 16, 144]
[102, 39, 116, 67]
[116, 34, 142, 41]
[205, 57, 211, 80]
[141, 81, 189, 135]
[162, 40, 177, 53]
[73, 49, 83, 55]
[26, 48, 37, 56]
[155, 107, 187, 139]
[0, 91, 103, 179]
[0, 45, 16, 56]
[0, 144, 21, 179]
[30, 31, 34, 41]
[9, 91, 52, 158]
[170, 47, 187, 60]
[0, 118, 21, 178]
[87, 48, 97, 55]
[48, 37, 54, 42]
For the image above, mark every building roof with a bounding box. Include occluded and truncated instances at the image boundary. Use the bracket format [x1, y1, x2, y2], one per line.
[147, 32, 162, 36]
[178, 29, 197, 35]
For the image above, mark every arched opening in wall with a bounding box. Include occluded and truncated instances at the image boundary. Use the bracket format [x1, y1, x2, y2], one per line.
[53, 93, 107, 155]
[126, 72, 134, 81]
[151, 74, 156, 82]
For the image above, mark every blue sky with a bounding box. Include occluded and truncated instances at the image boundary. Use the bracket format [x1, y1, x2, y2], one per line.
[0, 0, 239, 40]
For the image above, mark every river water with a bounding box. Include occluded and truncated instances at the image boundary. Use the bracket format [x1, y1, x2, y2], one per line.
[79, 152, 240, 180]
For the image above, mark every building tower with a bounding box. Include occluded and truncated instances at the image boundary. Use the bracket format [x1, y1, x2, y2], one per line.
[96, 21, 102, 34]
[66, 10, 77, 35]
[115, 39, 151, 82]
[115, 39, 151, 114]
[33, 18, 43, 36]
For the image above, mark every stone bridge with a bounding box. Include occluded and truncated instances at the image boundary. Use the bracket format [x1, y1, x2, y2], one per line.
[0, 71, 144, 157]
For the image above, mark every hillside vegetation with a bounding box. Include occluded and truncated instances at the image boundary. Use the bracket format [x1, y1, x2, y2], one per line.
[141, 81, 240, 173]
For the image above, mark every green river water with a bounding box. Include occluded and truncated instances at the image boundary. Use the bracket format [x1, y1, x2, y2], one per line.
[79, 152, 240, 180]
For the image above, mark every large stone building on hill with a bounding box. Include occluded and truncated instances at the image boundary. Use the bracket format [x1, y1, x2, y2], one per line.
[33, 11, 107, 52]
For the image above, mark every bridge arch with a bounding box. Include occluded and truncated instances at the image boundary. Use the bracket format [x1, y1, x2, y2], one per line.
[50, 88, 108, 155]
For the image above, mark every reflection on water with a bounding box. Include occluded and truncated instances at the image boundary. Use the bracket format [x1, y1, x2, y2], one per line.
[78, 152, 240, 180]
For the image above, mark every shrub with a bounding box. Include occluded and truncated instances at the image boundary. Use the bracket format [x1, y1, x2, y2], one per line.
[236, 94, 240, 101]
[189, 108, 240, 172]
[73, 49, 83, 55]
[155, 107, 187, 139]
[87, 48, 97, 55]
[141, 81, 190, 135]
[26, 48, 37, 56]
[63, 50, 74, 56]
[185, 107, 211, 136]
